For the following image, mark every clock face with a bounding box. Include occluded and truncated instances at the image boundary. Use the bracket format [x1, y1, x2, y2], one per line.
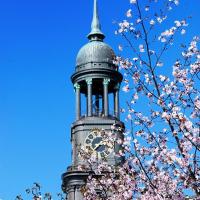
[85, 129, 112, 158]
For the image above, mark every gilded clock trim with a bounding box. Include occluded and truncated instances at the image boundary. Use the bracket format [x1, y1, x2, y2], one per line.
[85, 129, 112, 158]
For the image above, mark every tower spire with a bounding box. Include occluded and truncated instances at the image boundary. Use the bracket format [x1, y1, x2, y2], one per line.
[88, 0, 105, 41]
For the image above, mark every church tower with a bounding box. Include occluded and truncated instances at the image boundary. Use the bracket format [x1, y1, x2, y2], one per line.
[62, 0, 124, 199]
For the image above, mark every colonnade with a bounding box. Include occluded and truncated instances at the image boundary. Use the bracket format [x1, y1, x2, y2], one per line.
[74, 78, 120, 120]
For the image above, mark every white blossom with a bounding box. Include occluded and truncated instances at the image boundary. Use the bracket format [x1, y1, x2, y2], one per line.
[130, 0, 136, 4]
[139, 44, 145, 52]
[150, 19, 155, 25]
[126, 9, 132, 18]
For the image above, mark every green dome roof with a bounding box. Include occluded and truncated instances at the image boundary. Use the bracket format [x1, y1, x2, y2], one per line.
[76, 41, 115, 67]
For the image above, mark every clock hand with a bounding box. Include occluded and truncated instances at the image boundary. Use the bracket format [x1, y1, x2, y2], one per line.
[93, 141, 105, 150]
[94, 143, 101, 150]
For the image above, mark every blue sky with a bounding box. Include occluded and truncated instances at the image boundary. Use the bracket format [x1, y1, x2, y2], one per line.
[0, 0, 199, 199]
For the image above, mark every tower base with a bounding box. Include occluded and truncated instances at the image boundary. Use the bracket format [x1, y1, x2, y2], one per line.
[62, 166, 89, 200]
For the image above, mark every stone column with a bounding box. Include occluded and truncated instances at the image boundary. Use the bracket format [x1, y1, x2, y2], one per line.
[102, 94, 104, 116]
[103, 78, 110, 117]
[74, 83, 81, 120]
[67, 186, 75, 200]
[75, 186, 83, 199]
[95, 94, 99, 115]
[85, 94, 88, 117]
[114, 83, 120, 119]
[86, 78, 93, 117]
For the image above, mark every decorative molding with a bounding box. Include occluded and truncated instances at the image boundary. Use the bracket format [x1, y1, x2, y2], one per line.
[103, 78, 110, 85]
[74, 83, 81, 90]
[86, 78, 93, 85]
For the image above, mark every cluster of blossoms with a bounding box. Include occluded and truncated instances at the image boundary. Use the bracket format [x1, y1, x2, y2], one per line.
[15, 183, 65, 200]
[116, 0, 180, 37]
[158, 20, 188, 43]
[80, 0, 200, 199]
[114, 56, 133, 70]
[116, 20, 134, 34]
